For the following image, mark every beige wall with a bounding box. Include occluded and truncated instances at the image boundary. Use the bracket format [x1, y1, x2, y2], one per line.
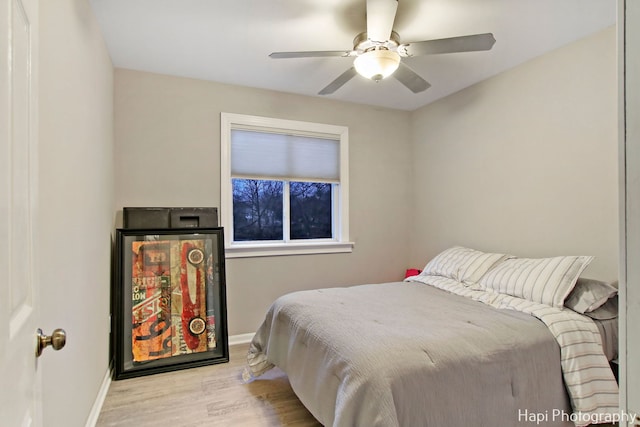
[410, 26, 618, 280]
[39, 0, 114, 426]
[114, 69, 413, 335]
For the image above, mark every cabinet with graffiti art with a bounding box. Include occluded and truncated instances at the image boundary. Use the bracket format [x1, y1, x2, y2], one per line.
[112, 228, 229, 379]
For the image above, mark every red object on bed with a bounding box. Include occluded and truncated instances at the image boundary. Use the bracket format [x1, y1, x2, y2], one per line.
[404, 268, 421, 278]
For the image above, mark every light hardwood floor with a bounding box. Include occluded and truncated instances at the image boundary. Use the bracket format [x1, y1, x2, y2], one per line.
[97, 343, 618, 427]
[96, 343, 321, 427]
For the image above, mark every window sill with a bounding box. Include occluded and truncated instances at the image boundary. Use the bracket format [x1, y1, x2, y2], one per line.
[225, 241, 354, 258]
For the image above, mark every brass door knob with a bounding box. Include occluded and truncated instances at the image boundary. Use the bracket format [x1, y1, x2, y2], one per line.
[36, 328, 66, 357]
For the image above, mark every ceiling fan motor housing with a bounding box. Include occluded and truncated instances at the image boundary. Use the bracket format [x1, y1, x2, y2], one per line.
[352, 31, 401, 53]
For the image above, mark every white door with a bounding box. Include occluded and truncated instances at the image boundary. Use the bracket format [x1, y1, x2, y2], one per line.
[0, 0, 43, 425]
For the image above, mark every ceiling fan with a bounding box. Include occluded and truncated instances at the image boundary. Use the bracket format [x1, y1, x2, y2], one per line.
[269, 0, 496, 95]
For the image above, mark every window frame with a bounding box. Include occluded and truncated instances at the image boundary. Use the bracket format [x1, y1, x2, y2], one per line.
[220, 113, 353, 258]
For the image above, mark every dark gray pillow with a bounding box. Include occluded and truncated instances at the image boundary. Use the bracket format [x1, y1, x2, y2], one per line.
[564, 278, 617, 314]
[584, 295, 618, 320]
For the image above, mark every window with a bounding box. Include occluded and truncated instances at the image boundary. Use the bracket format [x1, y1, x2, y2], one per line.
[221, 113, 352, 258]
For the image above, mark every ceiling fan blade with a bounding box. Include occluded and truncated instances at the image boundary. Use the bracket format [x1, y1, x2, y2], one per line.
[393, 62, 430, 93]
[270, 50, 355, 59]
[318, 67, 358, 95]
[366, 0, 398, 42]
[399, 33, 496, 57]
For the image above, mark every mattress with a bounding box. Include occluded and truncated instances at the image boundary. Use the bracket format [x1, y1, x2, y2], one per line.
[594, 317, 618, 361]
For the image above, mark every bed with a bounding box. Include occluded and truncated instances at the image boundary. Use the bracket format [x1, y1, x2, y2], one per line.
[244, 247, 619, 426]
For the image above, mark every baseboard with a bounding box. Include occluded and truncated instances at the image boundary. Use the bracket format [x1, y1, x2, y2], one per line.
[229, 332, 255, 346]
[85, 368, 111, 427]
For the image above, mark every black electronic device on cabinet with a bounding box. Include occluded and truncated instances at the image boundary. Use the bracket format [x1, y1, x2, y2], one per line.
[123, 207, 218, 229]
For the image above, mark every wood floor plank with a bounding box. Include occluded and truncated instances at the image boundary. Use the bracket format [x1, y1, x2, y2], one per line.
[96, 343, 322, 427]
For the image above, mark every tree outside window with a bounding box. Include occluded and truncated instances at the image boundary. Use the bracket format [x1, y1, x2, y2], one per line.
[232, 179, 332, 241]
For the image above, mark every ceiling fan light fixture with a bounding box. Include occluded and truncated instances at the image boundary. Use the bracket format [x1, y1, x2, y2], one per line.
[353, 49, 400, 81]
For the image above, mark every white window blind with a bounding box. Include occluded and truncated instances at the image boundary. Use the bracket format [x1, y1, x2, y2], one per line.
[230, 129, 340, 182]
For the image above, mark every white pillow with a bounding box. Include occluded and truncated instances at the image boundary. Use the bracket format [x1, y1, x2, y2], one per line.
[477, 255, 594, 308]
[564, 278, 618, 314]
[421, 246, 510, 284]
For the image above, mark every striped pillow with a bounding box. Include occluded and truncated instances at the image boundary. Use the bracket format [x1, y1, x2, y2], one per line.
[421, 246, 510, 284]
[477, 255, 594, 308]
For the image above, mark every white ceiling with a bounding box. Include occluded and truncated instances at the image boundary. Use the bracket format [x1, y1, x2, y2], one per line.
[89, 0, 616, 111]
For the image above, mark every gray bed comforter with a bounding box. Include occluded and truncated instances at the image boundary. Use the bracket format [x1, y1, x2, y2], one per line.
[246, 281, 574, 426]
